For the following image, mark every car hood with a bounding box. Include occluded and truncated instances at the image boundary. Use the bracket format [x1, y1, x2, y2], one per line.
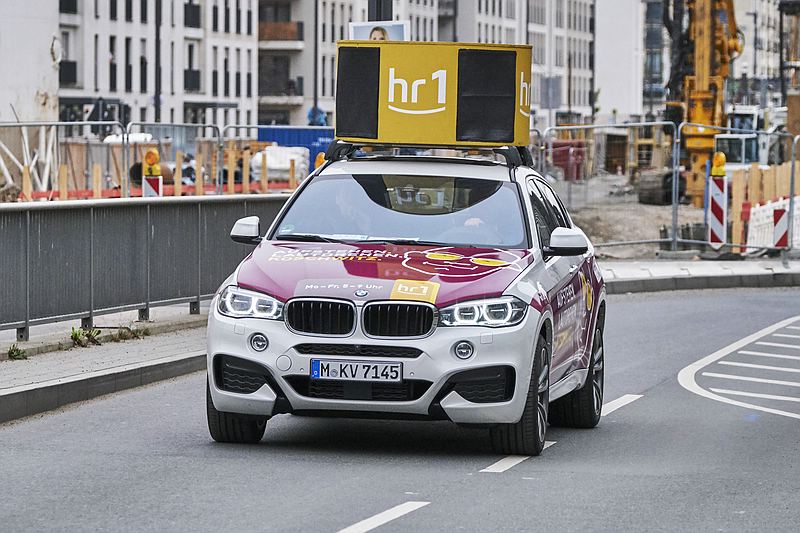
[235, 242, 533, 308]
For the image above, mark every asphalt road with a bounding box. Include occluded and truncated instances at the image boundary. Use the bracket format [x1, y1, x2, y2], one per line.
[2, 288, 799, 532]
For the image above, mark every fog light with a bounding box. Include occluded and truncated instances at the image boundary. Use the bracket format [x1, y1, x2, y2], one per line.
[454, 341, 474, 360]
[249, 333, 268, 352]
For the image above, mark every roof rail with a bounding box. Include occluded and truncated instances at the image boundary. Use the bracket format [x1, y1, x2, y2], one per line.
[324, 141, 533, 168]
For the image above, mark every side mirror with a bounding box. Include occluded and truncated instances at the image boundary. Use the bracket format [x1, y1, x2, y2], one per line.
[230, 216, 262, 245]
[544, 227, 589, 256]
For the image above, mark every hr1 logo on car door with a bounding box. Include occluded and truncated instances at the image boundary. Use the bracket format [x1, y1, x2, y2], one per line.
[387, 67, 447, 114]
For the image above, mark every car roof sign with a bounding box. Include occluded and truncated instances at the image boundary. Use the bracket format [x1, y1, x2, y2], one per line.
[335, 41, 533, 148]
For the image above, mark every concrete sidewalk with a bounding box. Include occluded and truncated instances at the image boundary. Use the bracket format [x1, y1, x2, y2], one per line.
[1, 258, 798, 424]
[602, 259, 800, 294]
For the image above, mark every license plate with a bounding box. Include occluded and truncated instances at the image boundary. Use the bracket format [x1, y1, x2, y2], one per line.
[310, 359, 402, 382]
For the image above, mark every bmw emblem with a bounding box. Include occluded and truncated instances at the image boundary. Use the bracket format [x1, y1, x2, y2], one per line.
[354, 289, 369, 297]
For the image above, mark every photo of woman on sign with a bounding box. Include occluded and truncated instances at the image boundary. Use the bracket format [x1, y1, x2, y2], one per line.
[349, 20, 409, 41]
[369, 26, 389, 41]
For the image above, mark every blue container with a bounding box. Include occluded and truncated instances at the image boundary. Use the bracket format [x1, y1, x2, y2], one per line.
[256, 126, 335, 170]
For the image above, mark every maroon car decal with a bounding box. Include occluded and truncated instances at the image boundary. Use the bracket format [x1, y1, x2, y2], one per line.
[236, 242, 534, 308]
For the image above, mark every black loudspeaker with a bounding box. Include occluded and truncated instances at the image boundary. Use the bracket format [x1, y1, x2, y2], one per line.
[335, 47, 380, 139]
[456, 49, 516, 143]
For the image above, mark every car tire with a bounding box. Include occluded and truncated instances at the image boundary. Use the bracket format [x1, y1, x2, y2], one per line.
[549, 326, 604, 428]
[206, 381, 268, 444]
[489, 334, 549, 456]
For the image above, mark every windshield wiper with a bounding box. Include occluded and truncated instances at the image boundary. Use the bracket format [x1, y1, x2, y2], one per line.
[274, 233, 348, 244]
[356, 237, 477, 248]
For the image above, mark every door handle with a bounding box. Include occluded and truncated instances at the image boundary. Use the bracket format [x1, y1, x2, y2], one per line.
[568, 264, 579, 273]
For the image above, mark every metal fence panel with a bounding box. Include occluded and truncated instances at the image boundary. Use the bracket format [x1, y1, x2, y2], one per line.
[28, 208, 91, 321]
[199, 200, 252, 295]
[93, 205, 148, 311]
[0, 212, 27, 327]
[149, 203, 201, 304]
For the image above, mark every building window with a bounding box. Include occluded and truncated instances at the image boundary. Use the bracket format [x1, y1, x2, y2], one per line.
[330, 3, 334, 44]
[95, 0, 100, 18]
[110, 0, 117, 20]
[322, 2, 327, 41]
[125, 0, 132, 21]
[330, 55, 335, 96]
[224, 48, 230, 96]
[212, 46, 218, 96]
[93, 34, 99, 90]
[170, 41, 175, 94]
[235, 0, 241, 33]
[247, 0, 252, 34]
[339, 4, 344, 40]
[140, 39, 148, 93]
[322, 56, 326, 97]
[224, 0, 230, 32]
[109, 36, 117, 91]
[124, 37, 132, 92]
[140, 0, 147, 21]
[213, 1, 218, 31]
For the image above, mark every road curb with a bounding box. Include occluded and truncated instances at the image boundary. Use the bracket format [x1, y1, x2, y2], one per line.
[0, 351, 206, 424]
[606, 272, 800, 294]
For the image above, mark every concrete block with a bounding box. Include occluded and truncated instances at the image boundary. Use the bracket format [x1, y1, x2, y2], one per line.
[114, 369, 143, 392]
[25, 385, 60, 417]
[0, 392, 27, 424]
[84, 373, 118, 400]
[56, 379, 89, 407]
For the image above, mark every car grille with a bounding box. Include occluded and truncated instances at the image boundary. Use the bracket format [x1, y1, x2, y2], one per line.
[293, 344, 422, 358]
[285, 299, 355, 336]
[215, 355, 268, 394]
[285, 376, 432, 402]
[449, 366, 515, 403]
[362, 302, 435, 337]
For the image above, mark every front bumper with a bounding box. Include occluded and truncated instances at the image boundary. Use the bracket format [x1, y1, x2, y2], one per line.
[206, 301, 540, 424]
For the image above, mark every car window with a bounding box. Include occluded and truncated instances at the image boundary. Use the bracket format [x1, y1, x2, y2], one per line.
[536, 181, 571, 228]
[273, 174, 529, 248]
[526, 179, 558, 247]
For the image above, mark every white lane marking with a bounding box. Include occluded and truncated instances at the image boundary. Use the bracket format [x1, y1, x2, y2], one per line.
[601, 394, 643, 416]
[718, 361, 800, 374]
[337, 501, 430, 533]
[677, 316, 800, 421]
[701, 372, 800, 388]
[710, 388, 800, 403]
[787, 326, 800, 330]
[773, 333, 800, 340]
[738, 350, 800, 362]
[480, 441, 556, 473]
[756, 341, 800, 351]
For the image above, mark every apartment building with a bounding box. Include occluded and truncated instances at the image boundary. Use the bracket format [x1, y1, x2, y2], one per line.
[594, 0, 645, 122]
[732, 0, 782, 105]
[57, 0, 258, 127]
[258, 0, 437, 125]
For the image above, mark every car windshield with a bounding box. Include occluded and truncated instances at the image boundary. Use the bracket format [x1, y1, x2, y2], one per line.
[273, 174, 528, 248]
[715, 138, 743, 163]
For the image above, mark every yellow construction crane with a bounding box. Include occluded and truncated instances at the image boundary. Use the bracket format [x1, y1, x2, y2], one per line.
[665, 0, 743, 207]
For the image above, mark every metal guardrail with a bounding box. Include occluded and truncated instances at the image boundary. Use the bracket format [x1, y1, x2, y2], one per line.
[1, 194, 289, 341]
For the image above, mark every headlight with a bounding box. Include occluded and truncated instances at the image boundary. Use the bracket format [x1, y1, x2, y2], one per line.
[439, 296, 527, 328]
[217, 286, 284, 320]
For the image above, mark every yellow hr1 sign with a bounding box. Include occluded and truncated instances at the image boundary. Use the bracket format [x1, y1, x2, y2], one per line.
[335, 41, 533, 147]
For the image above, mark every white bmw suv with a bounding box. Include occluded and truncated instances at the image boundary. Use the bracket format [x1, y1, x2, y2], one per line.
[206, 144, 606, 455]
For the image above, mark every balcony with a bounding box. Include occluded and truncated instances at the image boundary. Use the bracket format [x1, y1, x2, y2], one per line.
[258, 22, 305, 51]
[259, 77, 304, 106]
[59, 0, 78, 14]
[184, 3, 201, 28]
[59, 60, 78, 87]
[184, 69, 201, 92]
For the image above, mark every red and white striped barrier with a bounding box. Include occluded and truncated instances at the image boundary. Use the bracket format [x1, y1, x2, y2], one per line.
[708, 176, 727, 250]
[746, 197, 799, 249]
[774, 208, 788, 248]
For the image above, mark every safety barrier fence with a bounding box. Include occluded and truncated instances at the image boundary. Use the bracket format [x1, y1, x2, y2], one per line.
[1, 195, 289, 341]
[539, 121, 797, 257]
[0, 121, 316, 203]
